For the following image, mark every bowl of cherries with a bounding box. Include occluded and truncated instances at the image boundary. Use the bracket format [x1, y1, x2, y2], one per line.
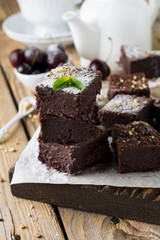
[9, 44, 70, 91]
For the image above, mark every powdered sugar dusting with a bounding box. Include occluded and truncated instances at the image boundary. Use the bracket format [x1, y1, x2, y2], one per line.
[103, 94, 150, 113]
[38, 64, 99, 94]
[122, 45, 158, 59]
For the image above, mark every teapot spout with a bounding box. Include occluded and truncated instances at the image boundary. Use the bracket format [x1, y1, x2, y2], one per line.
[63, 11, 99, 60]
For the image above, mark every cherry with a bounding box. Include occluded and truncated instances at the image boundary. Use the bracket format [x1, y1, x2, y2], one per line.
[17, 62, 32, 74]
[24, 46, 46, 66]
[89, 59, 110, 80]
[47, 44, 65, 53]
[46, 49, 68, 69]
[9, 49, 24, 68]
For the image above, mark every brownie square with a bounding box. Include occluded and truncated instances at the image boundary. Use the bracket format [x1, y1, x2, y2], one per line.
[99, 94, 153, 129]
[112, 121, 160, 173]
[35, 64, 102, 118]
[38, 127, 112, 174]
[108, 73, 150, 100]
[152, 99, 160, 132]
[39, 113, 98, 144]
[120, 45, 160, 78]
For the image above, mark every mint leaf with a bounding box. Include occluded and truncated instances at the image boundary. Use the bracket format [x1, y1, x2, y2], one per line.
[53, 76, 84, 90]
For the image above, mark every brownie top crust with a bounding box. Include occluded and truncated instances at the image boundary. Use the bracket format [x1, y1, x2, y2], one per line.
[38, 64, 102, 94]
[108, 73, 148, 92]
[121, 45, 159, 60]
[112, 121, 160, 147]
[101, 94, 153, 114]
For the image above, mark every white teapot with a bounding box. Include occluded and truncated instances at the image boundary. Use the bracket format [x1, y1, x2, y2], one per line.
[63, 0, 159, 72]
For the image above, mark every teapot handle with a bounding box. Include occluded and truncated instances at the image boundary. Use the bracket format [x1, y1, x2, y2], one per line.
[148, 0, 159, 25]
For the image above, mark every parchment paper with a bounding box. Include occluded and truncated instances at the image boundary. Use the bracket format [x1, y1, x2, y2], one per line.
[11, 127, 160, 188]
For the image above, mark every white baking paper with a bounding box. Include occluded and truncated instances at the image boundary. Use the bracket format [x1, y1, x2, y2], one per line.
[11, 127, 160, 188]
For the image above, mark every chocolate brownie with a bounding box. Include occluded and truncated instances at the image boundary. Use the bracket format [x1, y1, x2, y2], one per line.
[108, 73, 150, 100]
[120, 45, 160, 78]
[99, 94, 154, 129]
[112, 121, 160, 173]
[38, 127, 112, 174]
[35, 64, 102, 118]
[39, 113, 98, 144]
[152, 99, 160, 131]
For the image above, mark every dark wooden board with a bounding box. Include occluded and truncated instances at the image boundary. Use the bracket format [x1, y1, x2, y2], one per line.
[9, 166, 160, 226]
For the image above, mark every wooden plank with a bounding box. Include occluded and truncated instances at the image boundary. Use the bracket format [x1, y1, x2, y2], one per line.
[9, 166, 160, 240]
[59, 208, 160, 240]
[10, 179, 160, 226]
[0, 67, 65, 240]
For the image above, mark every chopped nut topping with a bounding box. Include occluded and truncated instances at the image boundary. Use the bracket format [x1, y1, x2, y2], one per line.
[20, 224, 25, 229]
[132, 121, 139, 125]
[119, 78, 124, 83]
[51, 68, 67, 73]
[142, 77, 146, 81]
[116, 104, 121, 108]
[129, 131, 133, 135]
[142, 84, 147, 88]
[34, 232, 41, 238]
[133, 76, 137, 80]
[134, 99, 139, 106]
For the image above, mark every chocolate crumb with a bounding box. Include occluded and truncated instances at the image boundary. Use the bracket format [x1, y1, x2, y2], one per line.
[111, 217, 120, 224]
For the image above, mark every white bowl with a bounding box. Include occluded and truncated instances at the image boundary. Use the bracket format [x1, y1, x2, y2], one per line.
[14, 53, 71, 92]
[14, 69, 49, 92]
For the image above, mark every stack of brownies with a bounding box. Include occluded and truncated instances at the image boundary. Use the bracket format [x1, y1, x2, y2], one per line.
[35, 64, 112, 174]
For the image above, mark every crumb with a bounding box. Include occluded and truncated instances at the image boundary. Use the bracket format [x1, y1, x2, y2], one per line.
[1, 178, 5, 182]
[0, 218, 3, 222]
[34, 232, 41, 238]
[28, 114, 32, 119]
[8, 147, 16, 152]
[30, 204, 34, 209]
[22, 102, 33, 112]
[20, 224, 25, 229]
[28, 213, 32, 217]
[31, 114, 38, 122]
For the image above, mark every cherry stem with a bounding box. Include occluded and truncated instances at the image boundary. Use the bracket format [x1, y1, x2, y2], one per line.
[105, 37, 113, 63]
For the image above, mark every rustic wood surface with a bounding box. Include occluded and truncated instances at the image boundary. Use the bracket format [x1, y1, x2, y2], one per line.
[1, 1, 160, 239]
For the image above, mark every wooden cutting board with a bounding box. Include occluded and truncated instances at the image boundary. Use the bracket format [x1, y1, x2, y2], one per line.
[9, 165, 160, 226]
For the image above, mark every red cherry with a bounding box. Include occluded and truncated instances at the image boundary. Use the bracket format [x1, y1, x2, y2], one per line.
[9, 49, 24, 68]
[89, 59, 110, 80]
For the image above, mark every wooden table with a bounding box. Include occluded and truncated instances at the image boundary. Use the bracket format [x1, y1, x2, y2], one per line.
[1, 2, 160, 240]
